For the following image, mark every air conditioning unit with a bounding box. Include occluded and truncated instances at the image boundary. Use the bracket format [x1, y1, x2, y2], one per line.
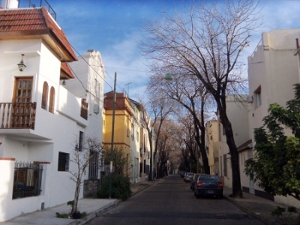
[247, 96, 253, 103]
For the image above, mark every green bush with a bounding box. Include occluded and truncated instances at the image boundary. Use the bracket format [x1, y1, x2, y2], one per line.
[97, 174, 132, 200]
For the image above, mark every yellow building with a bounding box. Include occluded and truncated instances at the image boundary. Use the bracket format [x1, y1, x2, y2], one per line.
[102, 92, 132, 176]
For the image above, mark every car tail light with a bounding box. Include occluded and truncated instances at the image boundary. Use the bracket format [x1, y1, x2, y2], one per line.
[217, 182, 223, 187]
[197, 182, 205, 187]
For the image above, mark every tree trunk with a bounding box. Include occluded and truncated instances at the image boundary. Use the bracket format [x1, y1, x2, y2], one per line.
[72, 176, 81, 214]
[219, 108, 243, 198]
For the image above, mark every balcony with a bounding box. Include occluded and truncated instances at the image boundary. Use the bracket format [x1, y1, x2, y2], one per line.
[0, 102, 36, 129]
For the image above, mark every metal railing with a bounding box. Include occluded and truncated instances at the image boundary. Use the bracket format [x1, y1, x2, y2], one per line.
[24, 0, 56, 20]
[0, 102, 36, 129]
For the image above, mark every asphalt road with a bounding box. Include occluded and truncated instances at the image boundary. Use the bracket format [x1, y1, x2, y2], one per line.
[86, 175, 264, 225]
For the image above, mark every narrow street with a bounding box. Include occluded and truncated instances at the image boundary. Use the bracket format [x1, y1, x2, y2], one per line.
[86, 175, 264, 225]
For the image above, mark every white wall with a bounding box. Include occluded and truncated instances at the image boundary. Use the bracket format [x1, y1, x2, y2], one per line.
[247, 29, 300, 205]
[219, 95, 249, 188]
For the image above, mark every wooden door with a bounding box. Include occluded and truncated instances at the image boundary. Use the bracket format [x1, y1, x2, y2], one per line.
[12, 77, 34, 128]
[14, 77, 33, 103]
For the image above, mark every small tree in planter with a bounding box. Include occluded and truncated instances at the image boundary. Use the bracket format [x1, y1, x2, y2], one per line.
[69, 137, 103, 218]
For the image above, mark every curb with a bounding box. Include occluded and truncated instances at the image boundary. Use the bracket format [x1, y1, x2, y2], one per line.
[224, 196, 278, 225]
[131, 181, 158, 197]
[69, 180, 160, 225]
[68, 200, 120, 225]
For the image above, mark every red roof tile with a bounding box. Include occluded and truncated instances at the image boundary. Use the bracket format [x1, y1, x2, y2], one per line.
[61, 62, 75, 79]
[0, 7, 77, 62]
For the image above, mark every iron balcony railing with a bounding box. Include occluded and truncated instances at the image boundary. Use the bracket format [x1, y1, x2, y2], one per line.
[0, 102, 36, 129]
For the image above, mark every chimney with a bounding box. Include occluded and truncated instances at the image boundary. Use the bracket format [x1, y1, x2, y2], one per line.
[1, 0, 19, 9]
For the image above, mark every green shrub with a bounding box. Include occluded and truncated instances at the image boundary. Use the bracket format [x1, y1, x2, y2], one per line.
[56, 212, 69, 218]
[98, 174, 132, 200]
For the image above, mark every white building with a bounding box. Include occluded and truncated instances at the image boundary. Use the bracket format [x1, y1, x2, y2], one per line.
[218, 95, 249, 188]
[248, 29, 300, 206]
[0, 3, 104, 222]
[128, 99, 151, 183]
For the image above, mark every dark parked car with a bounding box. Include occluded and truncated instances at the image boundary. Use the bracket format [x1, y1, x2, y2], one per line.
[193, 174, 223, 198]
[184, 173, 194, 182]
[190, 173, 200, 190]
[179, 171, 186, 178]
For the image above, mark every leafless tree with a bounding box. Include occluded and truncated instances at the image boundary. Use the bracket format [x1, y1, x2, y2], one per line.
[69, 138, 103, 216]
[141, 0, 261, 197]
[150, 73, 212, 173]
[139, 88, 174, 180]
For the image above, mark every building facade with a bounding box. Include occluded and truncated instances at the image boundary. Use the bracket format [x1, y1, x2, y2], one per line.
[103, 92, 151, 183]
[0, 4, 104, 221]
[217, 95, 249, 188]
[248, 29, 300, 207]
[205, 120, 219, 175]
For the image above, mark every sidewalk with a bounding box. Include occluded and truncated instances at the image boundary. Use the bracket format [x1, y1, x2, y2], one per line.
[1, 179, 297, 225]
[223, 187, 298, 225]
[0, 179, 158, 225]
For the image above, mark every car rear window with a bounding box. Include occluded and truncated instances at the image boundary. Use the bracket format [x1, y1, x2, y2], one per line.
[199, 175, 219, 181]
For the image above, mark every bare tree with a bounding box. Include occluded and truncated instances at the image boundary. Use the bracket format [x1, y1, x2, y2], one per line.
[141, 0, 261, 197]
[150, 73, 211, 173]
[139, 87, 174, 180]
[69, 138, 103, 217]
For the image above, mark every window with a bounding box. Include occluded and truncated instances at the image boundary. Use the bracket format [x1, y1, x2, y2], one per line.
[131, 124, 134, 140]
[223, 154, 227, 177]
[49, 87, 55, 113]
[89, 150, 98, 179]
[13, 162, 43, 199]
[41, 81, 48, 109]
[58, 152, 69, 171]
[136, 131, 139, 142]
[94, 80, 100, 114]
[78, 131, 84, 152]
[220, 156, 222, 176]
[254, 86, 262, 109]
[127, 117, 130, 137]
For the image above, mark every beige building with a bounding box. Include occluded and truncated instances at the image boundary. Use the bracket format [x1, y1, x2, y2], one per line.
[205, 120, 219, 175]
[217, 95, 249, 188]
[247, 29, 300, 207]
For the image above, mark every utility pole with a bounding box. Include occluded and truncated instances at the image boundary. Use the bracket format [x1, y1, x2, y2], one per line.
[109, 72, 117, 199]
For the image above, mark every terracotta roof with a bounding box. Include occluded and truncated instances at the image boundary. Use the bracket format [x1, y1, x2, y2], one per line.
[61, 62, 75, 79]
[0, 7, 77, 62]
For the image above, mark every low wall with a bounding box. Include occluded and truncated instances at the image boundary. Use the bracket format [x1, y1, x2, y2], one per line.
[83, 179, 101, 198]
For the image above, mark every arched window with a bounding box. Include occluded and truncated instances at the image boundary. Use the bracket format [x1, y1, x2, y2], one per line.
[41, 82, 48, 109]
[49, 87, 55, 113]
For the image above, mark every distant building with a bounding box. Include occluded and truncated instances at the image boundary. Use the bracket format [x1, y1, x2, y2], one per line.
[102, 92, 151, 183]
[217, 95, 249, 188]
[205, 120, 219, 175]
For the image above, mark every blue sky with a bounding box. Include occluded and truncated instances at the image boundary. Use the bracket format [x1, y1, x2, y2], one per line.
[20, 0, 300, 101]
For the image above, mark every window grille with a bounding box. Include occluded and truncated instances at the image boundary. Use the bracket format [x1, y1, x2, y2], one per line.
[88, 150, 98, 179]
[13, 162, 43, 199]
